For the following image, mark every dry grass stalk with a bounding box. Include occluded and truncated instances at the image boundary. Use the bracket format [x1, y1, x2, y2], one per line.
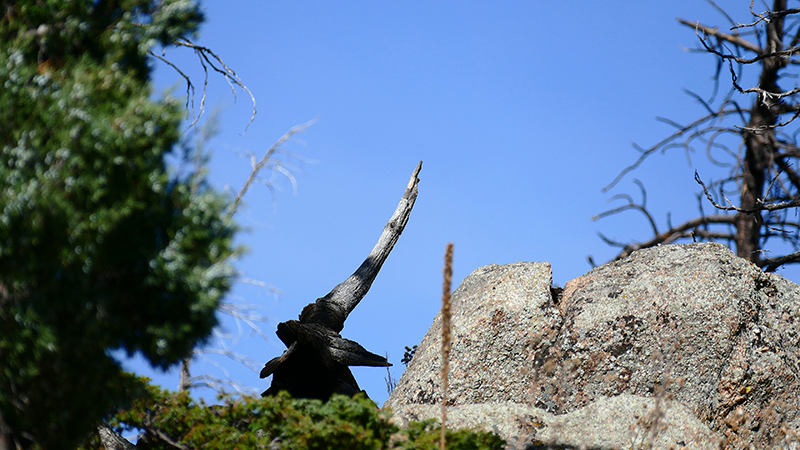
[440, 243, 454, 450]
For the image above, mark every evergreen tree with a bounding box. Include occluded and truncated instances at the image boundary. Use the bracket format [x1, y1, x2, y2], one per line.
[0, 1, 237, 447]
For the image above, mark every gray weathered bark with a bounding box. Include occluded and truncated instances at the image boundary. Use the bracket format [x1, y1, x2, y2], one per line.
[97, 423, 136, 450]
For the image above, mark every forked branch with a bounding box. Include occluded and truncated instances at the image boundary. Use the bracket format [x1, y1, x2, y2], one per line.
[149, 38, 257, 133]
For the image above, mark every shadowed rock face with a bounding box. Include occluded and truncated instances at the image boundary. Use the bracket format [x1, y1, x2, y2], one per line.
[385, 243, 800, 449]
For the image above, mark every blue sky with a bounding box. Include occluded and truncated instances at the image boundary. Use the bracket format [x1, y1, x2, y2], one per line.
[128, 1, 800, 406]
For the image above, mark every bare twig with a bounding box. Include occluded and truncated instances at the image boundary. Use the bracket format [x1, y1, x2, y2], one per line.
[603, 109, 741, 192]
[216, 300, 273, 341]
[678, 18, 762, 53]
[148, 51, 197, 122]
[761, 249, 800, 271]
[224, 118, 316, 220]
[189, 375, 261, 396]
[594, 180, 659, 236]
[149, 38, 257, 133]
[175, 39, 257, 133]
[384, 352, 398, 395]
[696, 170, 800, 212]
[731, 7, 800, 29]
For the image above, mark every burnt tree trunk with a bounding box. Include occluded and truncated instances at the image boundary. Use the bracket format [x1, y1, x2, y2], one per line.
[260, 161, 422, 400]
[735, 0, 786, 263]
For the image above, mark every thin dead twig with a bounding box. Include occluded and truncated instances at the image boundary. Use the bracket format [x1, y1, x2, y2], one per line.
[148, 51, 197, 121]
[603, 108, 741, 192]
[761, 249, 800, 271]
[150, 38, 257, 133]
[696, 170, 800, 212]
[225, 118, 317, 220]
[731, 6, 800, 30]
[175, 39, 257, 133]
[678, 18, 762, 53]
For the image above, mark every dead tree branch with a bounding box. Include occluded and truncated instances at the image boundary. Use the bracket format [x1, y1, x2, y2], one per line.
[308, 161, 423, 330]
[597, 215, 736, 261]
[678, 18, 762, 53]
[696, 170, 800, 212]
[225, 118, 316, 221]
[149, 38, 257, 133]
[598, 2, 800, 270]
[761, 250, 800, 271]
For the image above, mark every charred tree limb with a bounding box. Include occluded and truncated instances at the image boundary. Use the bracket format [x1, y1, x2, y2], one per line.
[261, 162, 422, 400]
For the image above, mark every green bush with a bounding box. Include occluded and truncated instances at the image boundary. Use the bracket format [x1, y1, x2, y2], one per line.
[81, 384, 505, 450]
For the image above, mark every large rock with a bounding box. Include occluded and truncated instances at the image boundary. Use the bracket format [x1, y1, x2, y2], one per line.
[386, 261, 561, 406]
[389, 394, 720, 449]
[385, 243, 800, 449]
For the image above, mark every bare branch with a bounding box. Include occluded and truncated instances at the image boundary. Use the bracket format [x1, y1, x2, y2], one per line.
[198, 348, 263, 372]
[603, 110, 738, 191]
[149, 38, 257, 133]
[148, 51, 197, 123]
[678, 18, 762, 53]
[707, 0, 738, 29]
[594, 180, 659, 236]
[189, 375, 260, 396]
[141, 416, 190, 450]
[696, 170, 800, 212]
[731, 7, 800, 30]
[224, 118, 317, 220]
[175, 39, 257, 133]
[602, 214, 737, 261]
[735, 106, 800, 131]
[760, 250, 800, 271]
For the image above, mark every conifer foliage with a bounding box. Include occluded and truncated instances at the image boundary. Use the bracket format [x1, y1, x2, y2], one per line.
[0, 1, 237, 447]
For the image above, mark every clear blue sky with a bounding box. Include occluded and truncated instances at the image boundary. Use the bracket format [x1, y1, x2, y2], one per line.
[127, 1, 800, 406]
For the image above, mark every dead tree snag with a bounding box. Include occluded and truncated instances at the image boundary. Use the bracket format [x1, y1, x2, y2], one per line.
[260, 161, 423, 400]
[596, 1, 800, 271]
